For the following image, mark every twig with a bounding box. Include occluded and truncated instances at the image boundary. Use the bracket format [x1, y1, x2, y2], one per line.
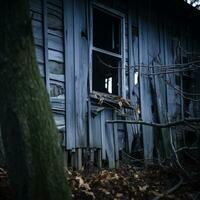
[175, 146, 198, 153]
[162, 77, 200, 101]
[143, 66, 197, 76]
[96, 54, 200, 71]
[162, 76, 200, 96]
[152, 173, 183, 200]
[169, 128, 189, 176]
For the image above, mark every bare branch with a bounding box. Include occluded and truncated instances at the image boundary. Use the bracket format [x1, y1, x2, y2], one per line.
[106, 118, 200, 128]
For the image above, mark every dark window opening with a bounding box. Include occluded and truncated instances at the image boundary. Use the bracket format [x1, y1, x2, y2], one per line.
[92, 7, 123, 95]
[92, 51, 120, 95]
[93, 8, 121, 54]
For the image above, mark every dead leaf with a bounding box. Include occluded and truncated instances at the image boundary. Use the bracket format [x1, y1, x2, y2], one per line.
[139, 185, 149, 192]
[75, 176, 84, 187]
[82, 190, 96, 199]
[116, 193, 123, 198]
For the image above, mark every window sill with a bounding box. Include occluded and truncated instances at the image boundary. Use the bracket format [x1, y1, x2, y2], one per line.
[90, 91, 132, 109]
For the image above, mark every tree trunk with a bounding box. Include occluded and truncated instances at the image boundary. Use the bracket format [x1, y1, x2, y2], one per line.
[0, 0, 70, 199]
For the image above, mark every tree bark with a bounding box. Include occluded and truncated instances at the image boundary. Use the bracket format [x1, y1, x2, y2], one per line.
[0, 0, 70, 199]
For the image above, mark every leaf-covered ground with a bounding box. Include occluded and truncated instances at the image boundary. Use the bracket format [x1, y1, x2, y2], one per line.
[67, 164, 200, 200]
[1, 164, 200, 200]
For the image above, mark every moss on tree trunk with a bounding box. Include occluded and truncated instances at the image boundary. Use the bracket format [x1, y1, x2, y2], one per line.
[0, 0, 70, 199]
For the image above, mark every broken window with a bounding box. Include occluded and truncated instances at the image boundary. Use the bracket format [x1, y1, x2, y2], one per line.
[92, 51, 120, 94]
[92, 6, 124, 95]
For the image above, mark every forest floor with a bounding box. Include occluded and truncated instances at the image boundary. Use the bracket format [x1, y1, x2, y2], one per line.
[67, 163, 200, 200]
[1, 164, 200, 200]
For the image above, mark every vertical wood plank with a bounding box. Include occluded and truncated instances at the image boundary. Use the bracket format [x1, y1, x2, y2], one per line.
[138, 0, 154, 164]
[64, 0, 76, 150]
[101, 111, 106, 160]
[74, 0, 88, 148]
[113, 111, 119, 168]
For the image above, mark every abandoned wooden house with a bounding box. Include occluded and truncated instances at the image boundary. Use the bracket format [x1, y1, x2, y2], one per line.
[29, 0, 200, 169]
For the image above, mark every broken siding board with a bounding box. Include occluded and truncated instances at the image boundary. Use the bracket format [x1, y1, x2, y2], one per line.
[117, 117, 126, 151]
[64, 0, 76, 150]
[113, 111, 119, 168]
[100, 111, 106, 160]
[118, 129, 125, 151]
[94, 108, 118, 167]
[104, 110, 115, 168]
[90, 112, 102, 148]
[126, 124, 134, 153]
[74, 0, 89, 148]
[50, 79, 65, 96]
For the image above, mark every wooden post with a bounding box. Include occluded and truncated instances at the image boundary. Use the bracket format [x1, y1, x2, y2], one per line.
[97, 149, 102, 168]
[71, 151, 77, 169]
[113, 111, 119, 168]
[77, 148, 82, 170]
[90, 148, 95, 162]
[63, 150, 68, 169]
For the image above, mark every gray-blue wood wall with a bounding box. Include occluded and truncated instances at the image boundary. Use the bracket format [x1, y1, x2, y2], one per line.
[30, 0, 200, 167]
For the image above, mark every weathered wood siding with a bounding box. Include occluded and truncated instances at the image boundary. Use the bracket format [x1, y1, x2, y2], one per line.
[30, 0, 66, 136]
[29, 0, 200, 168]
[129, 0, 200, 161]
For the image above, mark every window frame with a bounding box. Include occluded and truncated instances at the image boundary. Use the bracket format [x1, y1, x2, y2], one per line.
[89, 1, 126, 97]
